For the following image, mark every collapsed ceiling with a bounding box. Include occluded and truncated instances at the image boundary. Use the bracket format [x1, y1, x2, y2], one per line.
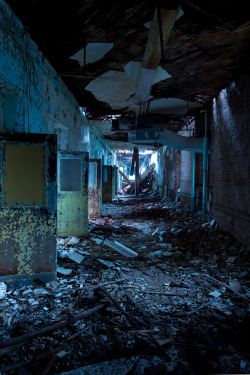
[5, 0, 250, 147]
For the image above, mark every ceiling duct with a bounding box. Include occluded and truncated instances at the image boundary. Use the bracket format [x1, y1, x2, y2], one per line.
[128, 128, 208, 153]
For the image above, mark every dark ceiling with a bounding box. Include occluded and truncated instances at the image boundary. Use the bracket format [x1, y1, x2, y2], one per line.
[5, 0, 250, 128]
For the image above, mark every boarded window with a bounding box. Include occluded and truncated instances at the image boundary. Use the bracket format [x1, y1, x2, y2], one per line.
[103, 167, 108, 183]
[60, 158, 82, 192]
[89, 162, 97, 187]
[5, 144, 45, 204]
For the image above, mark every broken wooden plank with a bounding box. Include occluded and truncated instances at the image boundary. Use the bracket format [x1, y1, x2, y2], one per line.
[185, 300, 215, 316]
[205, 274, 250, 304]
[136, 290, 188, 296]
[126, 292, 152, 320]
[99, 287, 171, 361]
[104, 239, 138, 257]
[190, 317, 218, 350]
[0, 304, 106, 355]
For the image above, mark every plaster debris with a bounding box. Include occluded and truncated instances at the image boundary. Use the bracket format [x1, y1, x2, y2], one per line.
[226, 256, 237, 263]
[209, 290, 222, 298]
[66, 236, 80, 246]
[33, 288, 49, 296]
[57, 267, 73, 276]
[67, 252, 85, 264]
[0, 283, 7, 299]
[104, 239, 138, 257]
[97, 259, 116, 269]
[90, 237, 103, 244]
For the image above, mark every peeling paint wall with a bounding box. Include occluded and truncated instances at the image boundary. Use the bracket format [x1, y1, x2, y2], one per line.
[88, 121, 114, 164]
[0, 0, 89, 151]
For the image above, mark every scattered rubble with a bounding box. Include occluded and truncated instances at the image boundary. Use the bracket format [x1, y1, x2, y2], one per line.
[0, 197, 249, 374]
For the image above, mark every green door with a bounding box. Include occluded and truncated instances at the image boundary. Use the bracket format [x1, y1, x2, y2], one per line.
[57, 151, 89, 237]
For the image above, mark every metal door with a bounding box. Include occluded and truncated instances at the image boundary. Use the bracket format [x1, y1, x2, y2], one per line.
[102, 165, 113, 202]
[88, 159, 101, 217]
[0, 133, 57, 286]
[57, 151, 89, 237]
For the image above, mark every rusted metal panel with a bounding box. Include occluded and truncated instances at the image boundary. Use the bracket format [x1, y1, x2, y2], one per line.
[57, 151, 89, 237]
[102, 165, 113, 202]
[88, 158, 101, 217]
[0, 133, 57, 286]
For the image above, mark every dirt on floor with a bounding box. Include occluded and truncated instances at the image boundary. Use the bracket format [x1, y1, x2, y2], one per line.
[0, 197, 250, 375]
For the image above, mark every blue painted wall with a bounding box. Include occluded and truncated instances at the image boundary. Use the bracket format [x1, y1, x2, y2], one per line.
[0, 0, 113, 160]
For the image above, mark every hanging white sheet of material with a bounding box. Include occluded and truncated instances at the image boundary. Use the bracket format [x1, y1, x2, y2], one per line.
[134, 5, 179, 105]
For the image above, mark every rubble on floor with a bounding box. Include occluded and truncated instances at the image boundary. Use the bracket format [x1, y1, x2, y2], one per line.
[118, 163, 158, 197]
[0, 197, 250, 374]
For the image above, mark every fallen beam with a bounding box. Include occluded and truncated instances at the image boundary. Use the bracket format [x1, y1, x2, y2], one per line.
[99, 287, 171, 361]
[119, 170, 132, 186]
[130, 147, 136, 176]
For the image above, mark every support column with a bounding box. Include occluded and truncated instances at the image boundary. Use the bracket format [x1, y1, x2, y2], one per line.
[191, 152, 196, 212]
[202, 111, 208, 214]
[135, 147, 139, 196]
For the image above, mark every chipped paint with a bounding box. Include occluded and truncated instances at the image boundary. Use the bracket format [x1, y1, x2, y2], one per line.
[0, 208, 56, 275]
[0, 133, 57, 285]
[57, 151, 89, 237]
[88, 159, 101, 217]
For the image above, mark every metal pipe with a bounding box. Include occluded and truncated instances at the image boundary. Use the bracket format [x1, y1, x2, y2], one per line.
[191, 152, 196, 212]
[202, 110, 208, 213]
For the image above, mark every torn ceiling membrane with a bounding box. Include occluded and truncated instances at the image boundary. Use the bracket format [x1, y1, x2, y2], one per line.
[86, 62, 172, 111]
[70, 43, 114, 65]
[124, 61, 171, 85]
[85, 71, 136, 110]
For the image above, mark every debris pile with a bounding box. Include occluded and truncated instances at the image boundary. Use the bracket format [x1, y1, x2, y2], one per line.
[118, 163, 158, 197]
[0, 198, 249, 374]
